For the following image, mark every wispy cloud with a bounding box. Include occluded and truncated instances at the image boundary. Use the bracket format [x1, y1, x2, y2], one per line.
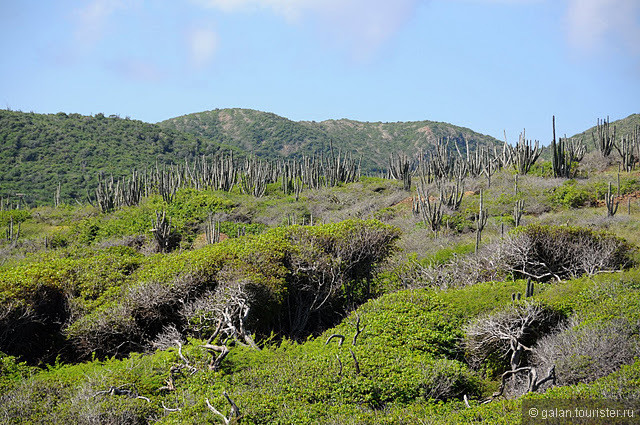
[109, 58, 165, 82]
[186, 27, 220, 70]
[193, 0, 419, 60]
[73, 0, 130, 48]
[191, 0, 312, 20]
[566, 0, 640, 56]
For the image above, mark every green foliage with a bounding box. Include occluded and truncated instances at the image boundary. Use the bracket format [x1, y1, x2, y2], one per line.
[527, 160, 554, 177]
[0, 219, 398, 361]
[3, 265, 640, 424]
[0, 110, 233, 206]
[443, 213, 475, 233]
[550, 179, 596, 208]
[3, 144, 640, 424]
[0, 353, 33, 393]
[0, 210, 31, 226]
[428, 243, 476, 265]
[68, 190, 235, 246]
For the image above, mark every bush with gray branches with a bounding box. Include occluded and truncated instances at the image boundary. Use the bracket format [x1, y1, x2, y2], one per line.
[532, 317, 640, 386]
[403, 224, 633, 289]
[464, 301, 562, 399]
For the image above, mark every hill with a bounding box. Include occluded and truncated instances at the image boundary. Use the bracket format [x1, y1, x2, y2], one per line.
[570, 113, 640, 147]
[0, 110, 230, 206]
[158, 108, 502, 171]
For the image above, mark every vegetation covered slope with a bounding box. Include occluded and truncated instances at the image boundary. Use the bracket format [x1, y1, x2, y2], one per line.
[570, 113, 640, 149]
[2, 147, 640, 423]
[0, 110, 231, 206]
[2, 108, 640, 423]
[158, 108, 502, 172]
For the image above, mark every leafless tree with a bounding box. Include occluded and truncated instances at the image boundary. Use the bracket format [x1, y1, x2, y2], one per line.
[533, 317, 640, 386]
[464, 301, 559, 399]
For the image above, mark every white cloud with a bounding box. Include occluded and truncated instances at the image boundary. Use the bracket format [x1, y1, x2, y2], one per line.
[73, 0, 129, 48]
[186, 27, 220, 70]
[109, 58, 165, 82]
[193, 0, 419, 60]
[567, 0, 640, 55]
[191, 0, 311, 20]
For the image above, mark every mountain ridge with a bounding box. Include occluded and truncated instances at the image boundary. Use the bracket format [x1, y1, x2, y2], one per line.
[158, 108, 503, 171]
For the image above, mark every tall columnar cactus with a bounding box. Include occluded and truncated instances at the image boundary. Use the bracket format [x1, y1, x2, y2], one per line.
[475, 190, 488, 252]
[280, 160, 305, 200]
[151, 210, 173, 252]
[54, 182, 61, 208]
[525, 279, 535, 298]
[592, 117, 616, 157]
[431, 138, 458, 180]
[551, 116, 585, 178]
[605, 182, 619, 217]
[513, 199, 525, 228]
[388, 152, 412, 191]
[415, 182, 444, 236]
[240, 157, 269, 197]
[156, 164, 178, 204]
[324, 144, 361, 187]
[205, 213, 221, 245]
[416, 151, 434, 185]
[438, 176, 464, 211]
[615, 127, 639, 172]
[497, 135, 514, 170]
[508, 131, 542, 175]
[121, 169, 143, 207]
[95, 173, 118, 213]
[5, 216, 20, 245]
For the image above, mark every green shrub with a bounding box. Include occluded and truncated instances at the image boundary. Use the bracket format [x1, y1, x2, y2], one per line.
[0, 353, 32, 394]
[0, 210, 31, 226]
[528, 161, 554, 178]
[442, 213, 474, 233]
[63, 220, 398, 359]
[550, 180, 595, 208]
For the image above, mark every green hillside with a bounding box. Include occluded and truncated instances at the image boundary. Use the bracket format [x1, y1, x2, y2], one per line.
[1, 108, 502, 207]
[159, 108, 333, 161]
[570, 113, 640, 147]
[0, 110, 230, 206]
[158, 108, 502, 172]
[303, 117, 501, 170]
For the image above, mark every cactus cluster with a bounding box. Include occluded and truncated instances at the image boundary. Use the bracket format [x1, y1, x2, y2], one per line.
[551, 116, 585, 179]
[592, 117, 616, 157]
[605, 182, 619, 217]
[475, 190, 488, 252]
[615, 125, 639, 172]
[506, 131, 542, 175]
[91, 148, 361, 213]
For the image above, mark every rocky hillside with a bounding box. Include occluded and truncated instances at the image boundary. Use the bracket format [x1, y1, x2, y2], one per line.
[158, 108, 502, 172]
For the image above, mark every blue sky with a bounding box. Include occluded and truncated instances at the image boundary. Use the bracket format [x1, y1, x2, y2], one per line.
[1, 0, 638, 145]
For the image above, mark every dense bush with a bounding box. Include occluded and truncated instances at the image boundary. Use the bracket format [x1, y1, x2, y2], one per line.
[0, 219, 398, 362]
[550, 180, 596, 208]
